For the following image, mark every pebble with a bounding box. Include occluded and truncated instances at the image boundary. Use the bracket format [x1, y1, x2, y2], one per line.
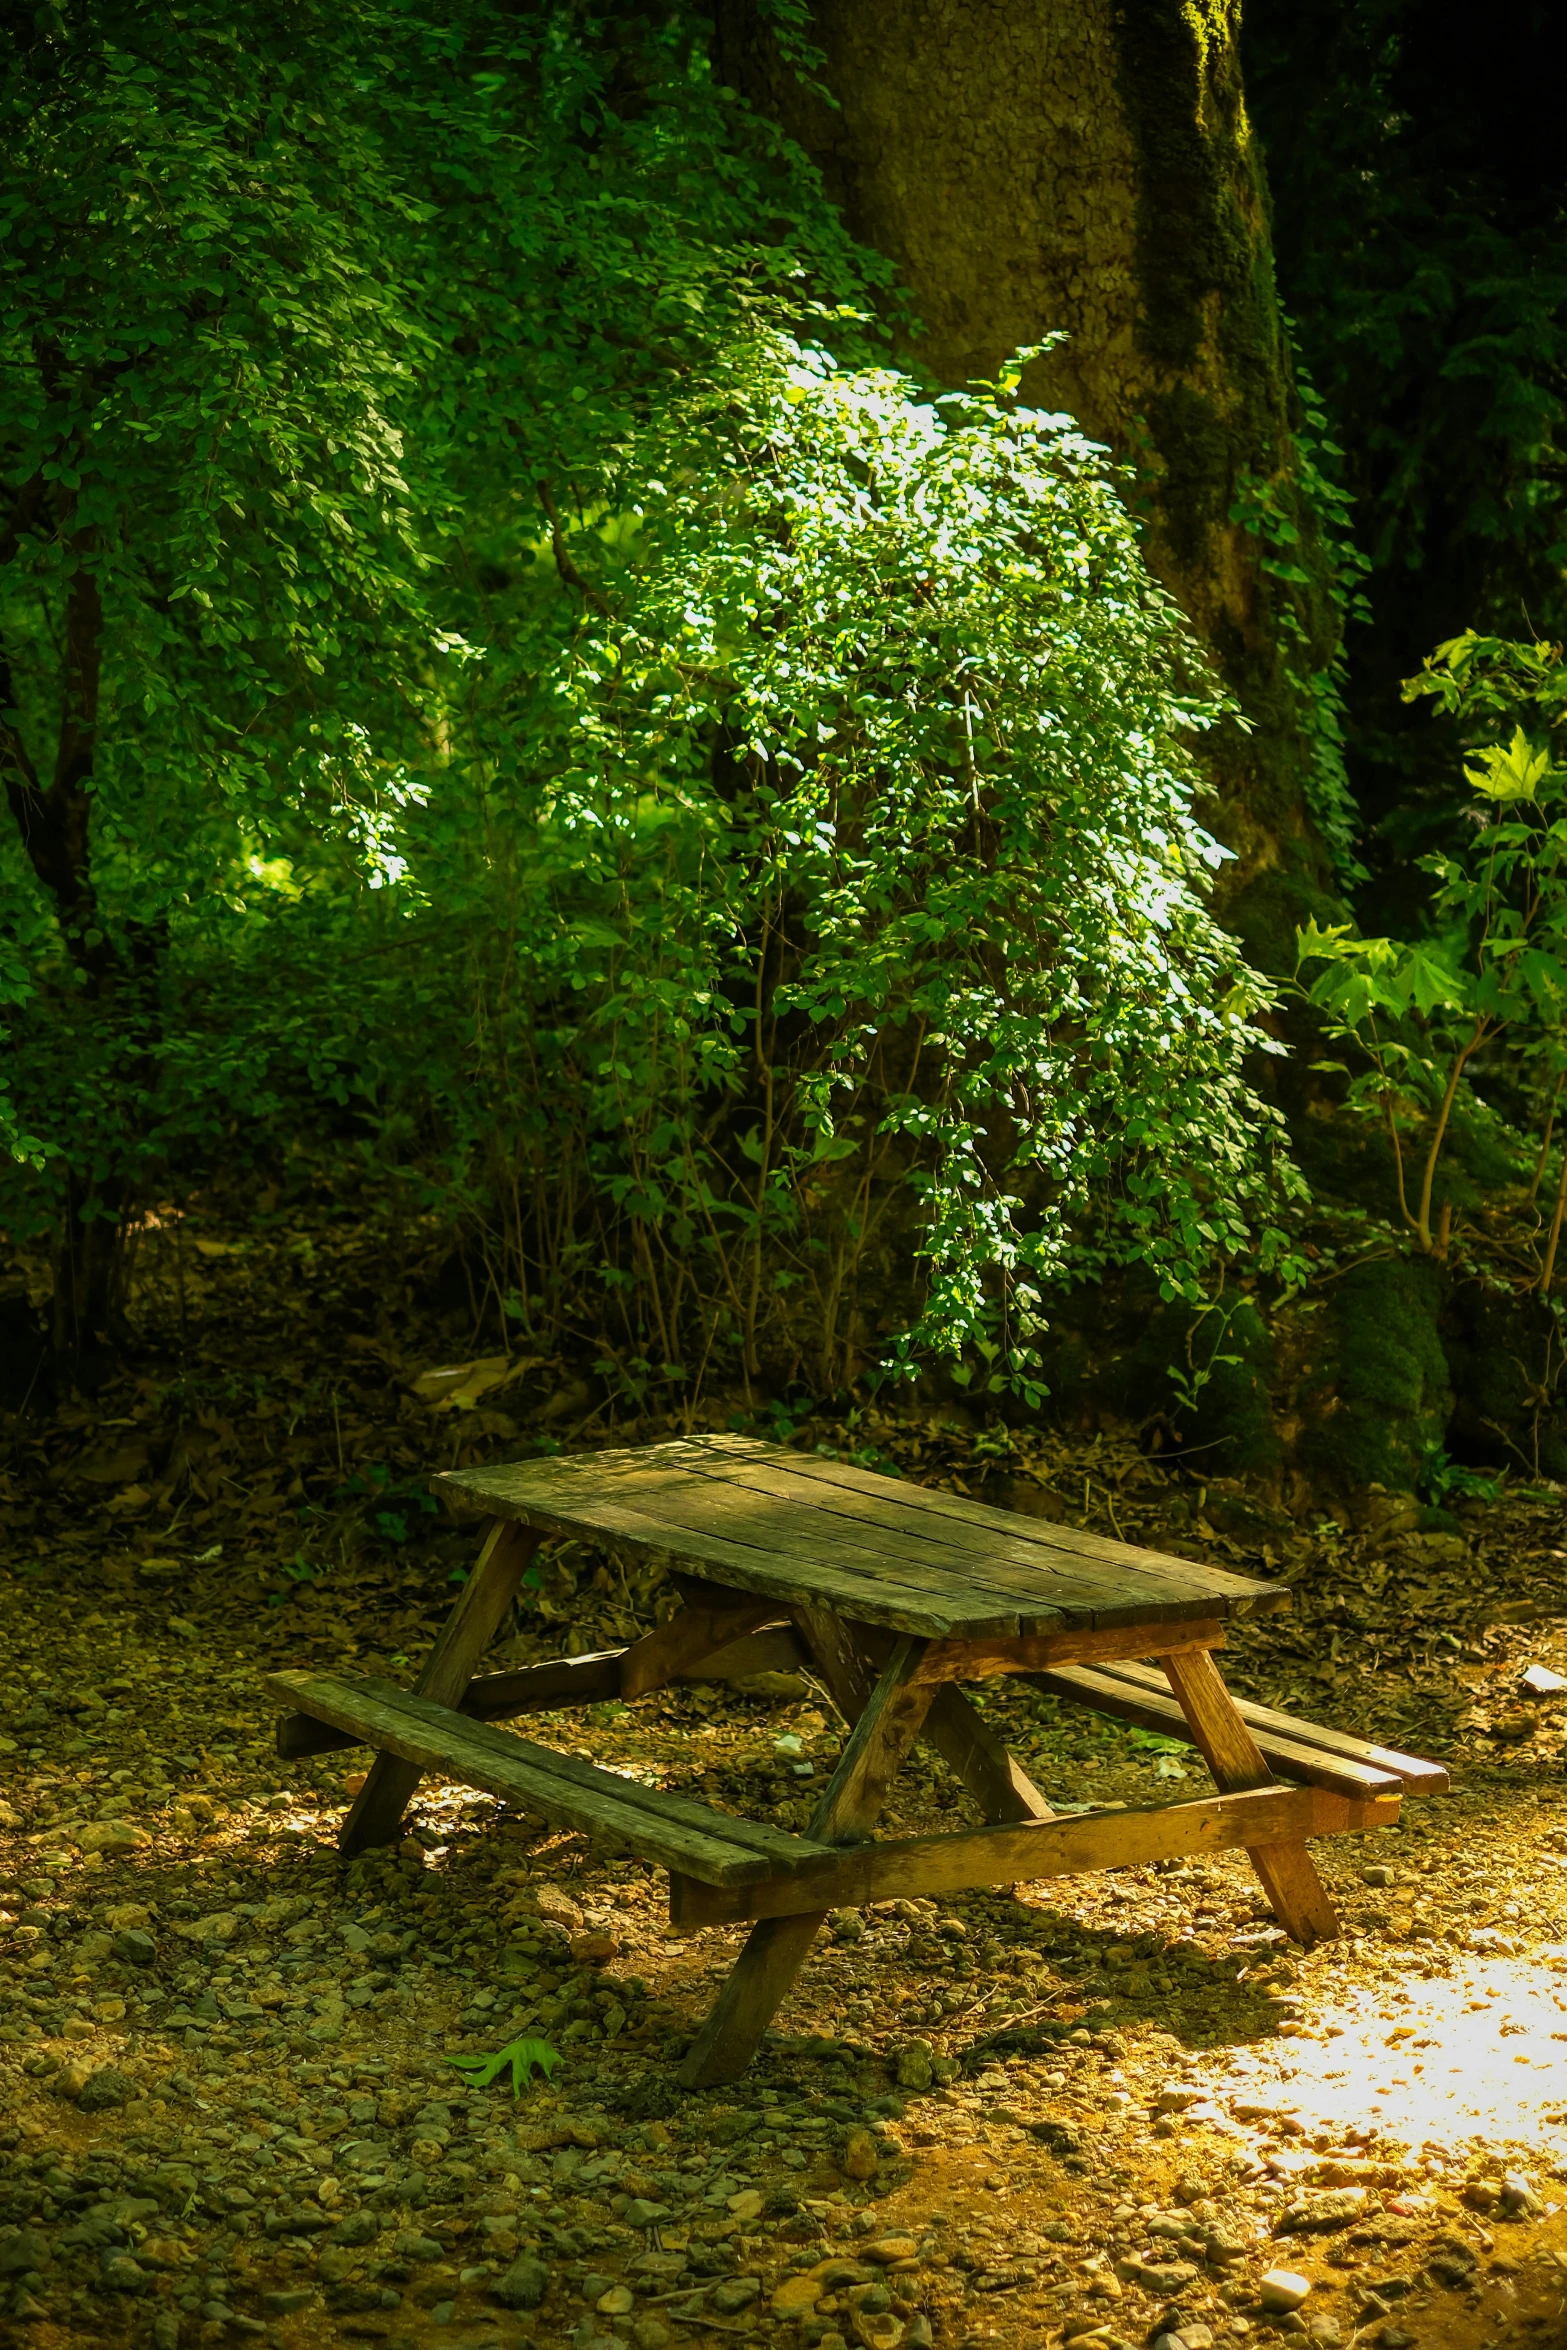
[1260, 2269, 1312, 2312]
[710, 2275, 761, 2314]
[492, 2255, 550, 2309]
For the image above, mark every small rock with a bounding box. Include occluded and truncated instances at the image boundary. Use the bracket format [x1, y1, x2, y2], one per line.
[533, 1887, 584, 1931]
[1500, 2171, 1541, 2215]
[773, 2274, 823, 2315]
[263, 2289, 318, 2313]
[863, 2236, 919, 2265]
[102, 1901, 152, 1930]
[101, 2252, 150, 2293]
[1276, 2188, 1367, 2234]
[329, 2209, 379, 2247]
[113, 1928, 158, 1964]
[711, 2276, 761, 2315]
[76, 1819, 150, 1854]
[1361, 1865, 1394, 1887]
[167, 1616, 200, 1638]
[174, 1909, 239, 1944]
[393, 2231, 444, 2262]
[841, 2126, 880, 2181]
[597, 2284, 635, 2315]
[893, 2042, 933, 2092]
[0, 2228, 52, 2276]
[493, 2254, 550, 2310]
[1261, 2270, 1312, 2313]
[77, 2066, 137, 2113]
[569, 1931, 617, 1964]
[726, 2188, 764, 2221]
[624, 2197, 673, 2228]
[1306, 2323, 1343, 2347]
[53, 2057, 94, 2101]
[1377, 2332, 1417, 2350]
[830, 1909, 866, 1943]
[632, 2324, 674, 2350]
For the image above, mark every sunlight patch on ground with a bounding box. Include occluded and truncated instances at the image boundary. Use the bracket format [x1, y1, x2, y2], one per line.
[1215, 1949, 1567, 2158]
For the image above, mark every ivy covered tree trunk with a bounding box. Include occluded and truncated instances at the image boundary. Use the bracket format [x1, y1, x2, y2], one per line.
[718, 0, 1347, 962]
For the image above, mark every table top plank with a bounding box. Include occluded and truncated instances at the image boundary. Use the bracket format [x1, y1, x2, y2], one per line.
[744, 1444, 1286, 1614]
[667, 1450, 1265, 1624]
[437, 1436, 1285, 1638]
[436, 1470, 1011, 1636]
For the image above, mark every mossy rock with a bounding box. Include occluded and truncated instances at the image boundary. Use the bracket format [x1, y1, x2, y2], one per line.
[1443, 1279, 1567, 1475]
[1300, 1256, 1451, 1495]
[1034, 1278, 1279, 1479]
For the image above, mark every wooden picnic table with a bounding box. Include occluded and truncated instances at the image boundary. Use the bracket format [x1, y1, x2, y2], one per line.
[268, 1436, 1445, 2087]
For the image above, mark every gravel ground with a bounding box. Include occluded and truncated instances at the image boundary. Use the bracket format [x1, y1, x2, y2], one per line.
[5, 1198, 1567, 2350]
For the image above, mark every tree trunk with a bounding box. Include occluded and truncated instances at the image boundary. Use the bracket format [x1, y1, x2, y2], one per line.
[718, 0, 1344, 955]
[2, 533, 144, 1376]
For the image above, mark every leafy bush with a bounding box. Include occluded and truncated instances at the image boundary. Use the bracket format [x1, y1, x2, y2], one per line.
[1296, 631, 1567, 1271]
[1, 0, 1305, 1399]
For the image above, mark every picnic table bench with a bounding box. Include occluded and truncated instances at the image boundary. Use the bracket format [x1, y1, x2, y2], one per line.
[267, 1436, 1445, 2086]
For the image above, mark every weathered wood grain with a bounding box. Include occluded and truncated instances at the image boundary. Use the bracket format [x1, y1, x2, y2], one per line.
[337, 1518, 540, 1857]
[667, 1782, 1400, 1926]
[434, 1436, 1284, 1634]
[1028, 1663, 1403, 1800]
[1084, 1660, 1449, 1792]
[910, 1619, 1225, 1683]
[276, 1624, 813, 1759]
[1159, 1648, 1340, 1945]
[268, 1669, 829, 1886]
[676, 1636, 936, 2089]
[618, 1593, 779, 1699]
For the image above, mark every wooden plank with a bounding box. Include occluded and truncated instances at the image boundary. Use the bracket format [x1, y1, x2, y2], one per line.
[910, 1620, 1225, 1683]
[670, 1782, 1402, 1926]
[677, 1636, 936, 2089]
[337, 1518, 539, 1857]
[680, 1449, 1277, 1623]
[791, 1606, 1054, 1825]
[518, 1471, 1049, 1630]
[444, 1448, 1238, 1630]
[1160, 1649, 1339, 1945]
[1085, 1660, 1449, 1793]
[618, 1593, 779, 1699]
[1028, 1663, 1402, 1800]
[923, 1684, 1056, 1824]
[267, 1669, 826, 1886]
[680, 1439, 1286, 1614]
[439, 1439, 1280, 1628]
[432, 1477, 1002, 1638]
[633, 1464, 1196, 1626]
[688, 1625, 811, 1683]
[282, 1625, 813, 1760]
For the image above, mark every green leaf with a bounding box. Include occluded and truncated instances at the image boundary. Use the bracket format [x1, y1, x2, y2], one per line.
[447, 2035, 564, 2097]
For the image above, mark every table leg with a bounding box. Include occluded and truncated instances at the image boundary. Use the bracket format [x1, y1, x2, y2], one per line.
[677, 1635, 935, 2089]
[791, 1605, 1054, 1825]
[1159, 1648, 1338, 1944]
[339, 1517, 542, 1858]
[923, 1686, 1056, 1824]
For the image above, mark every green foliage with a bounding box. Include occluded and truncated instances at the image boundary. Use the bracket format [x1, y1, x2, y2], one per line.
[1295, 633, 1567, 1261]
[449, 2034, 563, 2096]
[2, 0, 1307, 1397]
[1228, 345, 1373, 885]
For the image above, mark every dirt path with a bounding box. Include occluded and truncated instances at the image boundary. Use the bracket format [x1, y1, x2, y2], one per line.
[5, 1199, 1567, 2350]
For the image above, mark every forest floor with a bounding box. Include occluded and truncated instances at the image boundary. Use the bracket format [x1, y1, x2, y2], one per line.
[5, 1193, 1567, 2350]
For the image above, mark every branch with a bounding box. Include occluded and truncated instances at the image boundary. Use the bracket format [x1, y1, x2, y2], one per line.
[536, 481, 613, 617]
